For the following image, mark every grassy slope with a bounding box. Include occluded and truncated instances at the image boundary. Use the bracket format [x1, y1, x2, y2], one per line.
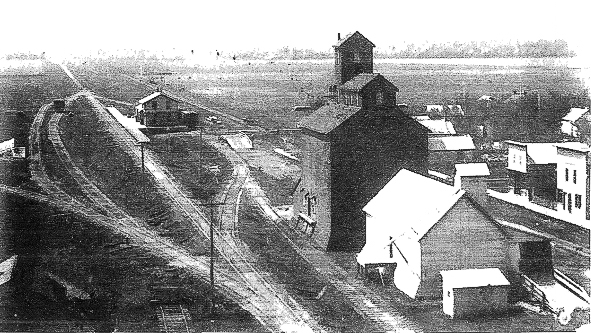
[59, 97, 208, 255]
[238, 199, 376, 332]
[149, 133, 232, 203]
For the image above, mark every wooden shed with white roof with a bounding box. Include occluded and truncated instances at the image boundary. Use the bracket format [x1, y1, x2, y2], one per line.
[441, 268, 511, 318]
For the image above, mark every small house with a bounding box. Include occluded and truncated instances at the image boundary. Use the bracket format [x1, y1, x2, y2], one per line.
[561, 107, 589, 138]
[135, 91, 183, 127]
[428, 134, 476, 175]
[441, 268, 511, 318]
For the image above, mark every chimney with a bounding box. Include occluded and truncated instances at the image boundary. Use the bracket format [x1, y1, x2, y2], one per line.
[454, 163, 490, 205]
[338, 33, 341, 41]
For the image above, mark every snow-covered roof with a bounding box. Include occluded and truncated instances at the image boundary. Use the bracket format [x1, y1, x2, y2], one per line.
[416, 119, 456, 134]
[137, 91, 162, 104]
[363, 169, 464, 241]
[562, 107, 589, 122]
[221, 133, 253, 150]
[455, 163, 490, 177]
[137, 91, 181, 105]
[429, 135, 475, 151]
[555, 142, 591, 153]
[440, 268, 510, 289]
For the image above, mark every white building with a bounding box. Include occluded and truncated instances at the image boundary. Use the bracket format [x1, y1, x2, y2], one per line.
[561, 107, 589, 138]
[555, 142, 591, 221]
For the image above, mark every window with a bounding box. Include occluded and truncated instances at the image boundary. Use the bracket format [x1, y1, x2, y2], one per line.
[574, 170, 577, 184]
[376, 91, 384, 105]
[557, 189, 564, 203]
[151, 101, 158, 109]
[575, 194, 582, 209]
[519, 155, 522, 165]
[336, 52, 340, 65]
[566, 168, 569, 182]
[303, 192, 308, 207]
[310, 196, 317, 216]
[568, 193, 572, 213]
[512, 154, 516, 165]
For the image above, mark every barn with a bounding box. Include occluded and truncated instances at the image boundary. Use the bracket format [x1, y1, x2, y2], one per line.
[357, 169, 553, 299]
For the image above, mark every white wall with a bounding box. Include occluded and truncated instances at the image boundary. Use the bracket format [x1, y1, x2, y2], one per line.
[556, 148, 589, 220]
[507, 143, 527, 173]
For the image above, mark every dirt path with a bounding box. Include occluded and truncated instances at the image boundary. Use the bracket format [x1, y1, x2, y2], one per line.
[71, 88, 319, 332]
[213, 139, 421, 332]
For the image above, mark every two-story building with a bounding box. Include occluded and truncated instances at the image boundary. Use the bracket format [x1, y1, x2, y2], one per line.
[505, 141, 558, 204]
[555, 142, 591, 220]
[294, 32, 429, 251]
[135, 91, 184, 127]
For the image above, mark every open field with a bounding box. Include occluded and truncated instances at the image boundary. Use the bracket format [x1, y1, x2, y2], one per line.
[137, 59, 591, 130]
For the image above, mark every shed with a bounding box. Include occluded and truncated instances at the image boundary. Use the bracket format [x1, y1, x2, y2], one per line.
[441, 268, 510, 318]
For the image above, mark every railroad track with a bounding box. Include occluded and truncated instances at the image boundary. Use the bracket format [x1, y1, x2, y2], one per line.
[47, 113, 141, 227]
[26, 101, 270, 320]
[212, 139, 420, 332]
[157, 304, 191, 333]
[73, 90, 319, 331]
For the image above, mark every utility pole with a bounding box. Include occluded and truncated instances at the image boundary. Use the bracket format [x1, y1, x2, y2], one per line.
[199, 201, 225, 316]
[141, 143, 145, 172]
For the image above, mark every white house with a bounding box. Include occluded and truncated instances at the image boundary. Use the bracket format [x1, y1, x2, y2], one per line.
[561, 107, 589, 138]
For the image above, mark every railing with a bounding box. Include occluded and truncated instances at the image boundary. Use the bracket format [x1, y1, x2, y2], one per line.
[521, 273, 552, 313]
[554, 268, 590, 304]
[296, 213, 317, 235]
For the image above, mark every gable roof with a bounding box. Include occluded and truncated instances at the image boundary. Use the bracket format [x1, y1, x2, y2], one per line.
[298, 103, 361, 134]
[455, 163, 490, 177]
[415, 118, 456, 134]
[334, 31, 376, 49]
[428, 135, 475, 151]
[340, 73, 399, 93]
[441, 268, 510, 289]
[137, 91, 181, 105]
[563, 107, 589, 122]
[363, 169, 464, 241]
[555, 141, 591, 153]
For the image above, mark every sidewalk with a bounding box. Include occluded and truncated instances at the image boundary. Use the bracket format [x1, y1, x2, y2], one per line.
[488, 189, 590, 230]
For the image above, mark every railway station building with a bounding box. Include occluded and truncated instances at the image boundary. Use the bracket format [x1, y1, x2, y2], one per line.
[135, 90, 184, 127]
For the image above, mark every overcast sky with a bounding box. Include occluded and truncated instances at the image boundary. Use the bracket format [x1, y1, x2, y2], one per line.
[2, 0, 590, 58]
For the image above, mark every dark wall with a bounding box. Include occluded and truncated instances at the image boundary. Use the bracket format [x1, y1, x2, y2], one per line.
[328, 108, 429, 251]
[334, 37, 374, 85]
[361, 77, 397, 109]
